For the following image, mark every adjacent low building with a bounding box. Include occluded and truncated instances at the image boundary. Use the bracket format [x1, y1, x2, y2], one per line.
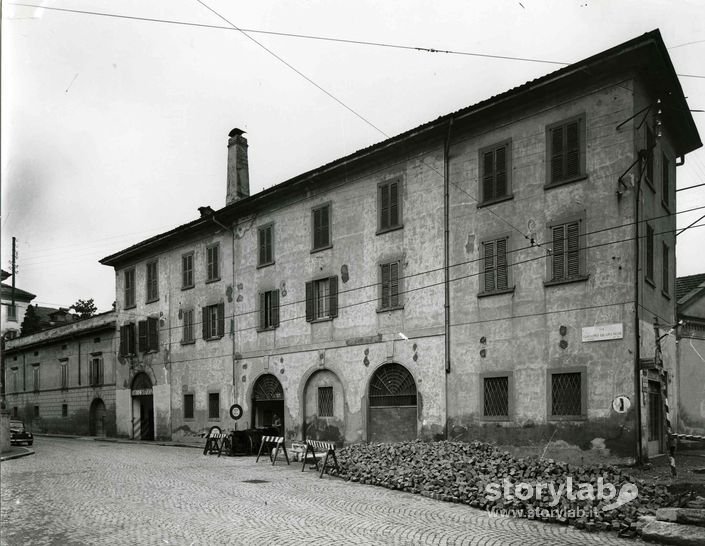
[4, 312, 117, 436]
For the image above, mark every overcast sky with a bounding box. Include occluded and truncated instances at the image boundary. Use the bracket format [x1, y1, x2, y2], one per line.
[2, 0, 704, 312]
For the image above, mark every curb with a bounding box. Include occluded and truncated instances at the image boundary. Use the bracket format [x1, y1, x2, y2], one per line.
[0, 447, 35, 462]
[34, 433, 204, 449]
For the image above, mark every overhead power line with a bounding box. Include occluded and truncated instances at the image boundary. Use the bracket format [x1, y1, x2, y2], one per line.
[8, 2, 705, 79]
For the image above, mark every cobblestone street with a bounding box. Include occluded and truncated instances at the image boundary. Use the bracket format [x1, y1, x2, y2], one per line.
[1, 438, 644, 545]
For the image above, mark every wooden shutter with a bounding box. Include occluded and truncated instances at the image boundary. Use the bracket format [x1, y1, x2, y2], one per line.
[119, 325, 128, 356]
[271, 290, 280, 327]
[217, 302, 225, 337]
[550, 126, 564, 183]
[389, 181, 399, 227]
[565, 121, 580, 178]
[258, 229, 266, 265]
[390, 262, 400, 307]
[321, 206, 329, 247]
[566, 222, 581, 278]
[138, 320, 147, 352]
[380, 184, 389, 230]
[552, 225, 565, 280]
[483, 241, 496, 292]
[329, 276, 339, 318]
[259, 292, 266, 329]
[495, 146, 507, 198]
[88, 359, 93, 386]
[381, 263, 390, 308]
[147, 317, 158, 351]
[266, 226, 272, 263]
[305, 282, 313, 322]
[128, 324, 136, 354]
[202, 307, 209, 339]
[482, 151, 495, 202]
[496, 238, 508, 289]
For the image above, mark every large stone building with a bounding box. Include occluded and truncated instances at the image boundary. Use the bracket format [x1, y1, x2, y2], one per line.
[100, 30, 700, 462]
[3, 312, 117, 436]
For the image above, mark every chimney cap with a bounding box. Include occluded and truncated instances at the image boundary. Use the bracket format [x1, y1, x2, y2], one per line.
[198, 206, 215, 217]
[228, 128, 246, 138]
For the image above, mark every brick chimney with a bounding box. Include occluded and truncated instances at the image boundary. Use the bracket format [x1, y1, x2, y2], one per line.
[226, 128, 250, 205]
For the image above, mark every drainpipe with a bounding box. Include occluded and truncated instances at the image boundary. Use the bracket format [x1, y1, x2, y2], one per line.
[634, 163, 643, 464]
[444, 118, 454, 439]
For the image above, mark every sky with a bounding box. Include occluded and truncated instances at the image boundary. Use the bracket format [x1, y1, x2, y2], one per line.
[2, 0, 705, 313]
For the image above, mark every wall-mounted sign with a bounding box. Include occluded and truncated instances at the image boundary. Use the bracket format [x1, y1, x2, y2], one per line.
[582, 323, 623, 342]
[612, 395, 631, 414]
[131, 388, 153, 396]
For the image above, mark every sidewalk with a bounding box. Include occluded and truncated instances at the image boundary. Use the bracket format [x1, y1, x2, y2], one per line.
[0, 445, 35, 462]
[32, 432, 205, 450]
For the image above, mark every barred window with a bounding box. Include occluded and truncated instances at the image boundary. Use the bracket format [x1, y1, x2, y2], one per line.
[318, 387, 334, 417]
[483, 376, 509, 418]
[549, 371, 584, 418]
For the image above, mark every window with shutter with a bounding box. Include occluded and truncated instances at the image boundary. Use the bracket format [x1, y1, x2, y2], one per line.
[646, 223, 655, 282]
[182, 252, 194, 289]
[146, 261, 158, 302]
[147, 317, 159, 351]
[182, 309, 194, 343]
[380, 261, 402, 310]
[378, 178, 402, 232]
[662, 242, 669, 295]
[312, 204, 331, 250]
[258, 224, 274, 266]
[662, 154, 670, 209]
[259, 290, 280, 330]
[307, 277, 338, 320]
[548, 218, 585, 283]
[124, 268, 136, 308]
[480, 142, 511, 204]
[645, 126, 655, 185]
[547, 116, 585, 186]
[206, 244, 220, 282]
[481, 237, 510, 294]
[138, 321, 148, 352]
[202, 304, 223, 340]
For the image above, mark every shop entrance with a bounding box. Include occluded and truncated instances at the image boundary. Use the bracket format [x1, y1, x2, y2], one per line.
[252, 374, 284, 435]
[131, 373, 154, 441]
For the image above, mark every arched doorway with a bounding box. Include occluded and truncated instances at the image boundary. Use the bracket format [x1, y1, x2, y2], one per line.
[131, 373, 154, 441]
[89, 398, 106, 437]
[252, 374, 284, 435]
[303, 369, 344, 444]
[368, 363, 418, 442]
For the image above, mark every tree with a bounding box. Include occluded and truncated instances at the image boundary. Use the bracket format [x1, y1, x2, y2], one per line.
[20, 305, 42, 336]
[70, 298, 97, 319]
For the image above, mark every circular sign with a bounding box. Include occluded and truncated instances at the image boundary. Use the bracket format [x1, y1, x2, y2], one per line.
[612, 395, 631, 414]
[229, 404, 243, 420]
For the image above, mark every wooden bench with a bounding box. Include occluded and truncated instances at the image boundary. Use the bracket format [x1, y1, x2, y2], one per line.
[203, 428, 228, 457]
[255, 435, 289, 466]
[301, 439, 339, 478]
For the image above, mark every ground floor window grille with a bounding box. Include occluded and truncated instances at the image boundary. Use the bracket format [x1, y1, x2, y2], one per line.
[369, 364, 417, 407]
[318, 386, 334, 417]
[551, 372, 582, 416]
[483, 376, 509, 417]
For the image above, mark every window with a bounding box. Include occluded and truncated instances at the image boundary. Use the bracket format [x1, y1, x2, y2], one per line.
[124, 268, 135, 308]
[206, 244, 220, 282]
[259, 290, 280, 330]
[60, 360, 68, 390]
[480, 141, 511, 203]
[146, 260, 158, 302]
[138, 317, 159, 352]
[182, 309, 195, 343]
[312, 204, 331, 251]
[306, 277, 338, 321]
[258, 224, 274, 266]
[62, 404, 68, 418]
[481, 374, 511, 420]
[202, 303, 225, 340]
[318, 386, 334, 417]
[34, 405, 40, 418]
[548, 369, 586, 419]
[208, 392, 220, 420]
[7, 304, 17, 321]
[11, 367, 18, 393]
[12, 407, 18, 418]
[119, 323, 137, 356]
[379, 261, 402, 310]
[481, 237, 510, 294]
[645, 223, 655, 283]
[645, 126, 655, 186]
[182, 252, 194, 289]
[378, 178, 402, 232]
[548, 218, 585, 283]
[662, 154, 670, 209]
[184, 394, 194, 419]
[89, 356, 104, 387]
[547, 116, 585, 185]
[662, 242, 670, 296]
[32, 365, 40, 392]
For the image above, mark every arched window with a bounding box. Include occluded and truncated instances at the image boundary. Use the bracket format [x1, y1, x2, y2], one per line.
[369, 364, 417, 407]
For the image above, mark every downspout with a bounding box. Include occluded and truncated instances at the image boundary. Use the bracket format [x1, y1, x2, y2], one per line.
[634, 162, 643, 464]
[444, 118, 454, 439]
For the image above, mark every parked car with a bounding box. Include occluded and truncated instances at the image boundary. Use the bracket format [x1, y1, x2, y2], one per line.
[10, 420, 33, 446]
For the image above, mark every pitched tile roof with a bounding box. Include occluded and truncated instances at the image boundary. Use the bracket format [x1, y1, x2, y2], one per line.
[676, 273, 705, 302]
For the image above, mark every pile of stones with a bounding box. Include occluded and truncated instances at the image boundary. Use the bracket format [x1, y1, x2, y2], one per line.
[335, 440, 673, 536]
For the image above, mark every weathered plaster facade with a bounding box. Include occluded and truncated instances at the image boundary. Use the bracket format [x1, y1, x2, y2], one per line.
[4, 312, 117, 436]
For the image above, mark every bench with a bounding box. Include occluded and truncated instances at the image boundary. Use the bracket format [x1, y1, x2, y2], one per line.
[255, 435, 289, 466]
[203, 428, 228, 457]
[301, 439, 339, 478]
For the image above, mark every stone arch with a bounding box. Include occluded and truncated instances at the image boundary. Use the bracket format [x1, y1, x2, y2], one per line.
[251, 373, 285, 435]
[367, 362, 418, 442]
[302, 368, 345, 445]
